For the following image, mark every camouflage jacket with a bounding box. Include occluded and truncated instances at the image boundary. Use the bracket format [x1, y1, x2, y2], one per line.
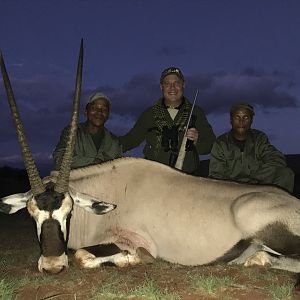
[119, 98, 215, 174]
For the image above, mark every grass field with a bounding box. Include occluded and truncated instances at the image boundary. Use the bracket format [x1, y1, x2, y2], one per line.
[1, 210, 299, 300]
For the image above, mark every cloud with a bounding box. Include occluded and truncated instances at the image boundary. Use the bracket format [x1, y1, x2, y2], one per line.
[0, 152, 53, 176]
[12, 63, 24, 68]
[0, 77, 74, 156]
[88, 68, 299, 119]
[194, 70, 298, 115]
[86, 73, 159, 118]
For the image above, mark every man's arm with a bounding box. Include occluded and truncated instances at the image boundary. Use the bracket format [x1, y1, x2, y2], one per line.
[119, 110, 149, 153]
[208, 141, 228, 180]
[53, 127, 70, 170]
[53, 127, 96, 170]
[250, 132, 287, 182]
[193, 107, 216, 155]
[99, 132, 123, 161]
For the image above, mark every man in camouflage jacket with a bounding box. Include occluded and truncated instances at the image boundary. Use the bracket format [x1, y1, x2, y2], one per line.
[119, 67, 215, 175]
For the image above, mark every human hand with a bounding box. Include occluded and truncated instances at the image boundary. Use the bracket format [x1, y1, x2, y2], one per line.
[93, 158, 103, 164]
[186, 128, 198, 143]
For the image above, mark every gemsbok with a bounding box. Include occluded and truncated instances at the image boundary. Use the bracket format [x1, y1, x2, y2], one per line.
[1, 42, 300, 288]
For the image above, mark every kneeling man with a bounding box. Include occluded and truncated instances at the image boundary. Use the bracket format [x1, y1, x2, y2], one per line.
[209, 103, 294, 193]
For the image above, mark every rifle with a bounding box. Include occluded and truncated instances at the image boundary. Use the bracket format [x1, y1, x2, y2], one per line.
[174, 89, 199, 170]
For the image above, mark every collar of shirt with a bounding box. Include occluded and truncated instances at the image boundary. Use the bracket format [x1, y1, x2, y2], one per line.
[163, 98, 184, 110]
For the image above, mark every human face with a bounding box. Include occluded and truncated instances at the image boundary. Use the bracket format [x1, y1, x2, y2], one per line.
[160, 74, 184, 107]
[230, 109, 253, 140]
[85, 98, 109, 132]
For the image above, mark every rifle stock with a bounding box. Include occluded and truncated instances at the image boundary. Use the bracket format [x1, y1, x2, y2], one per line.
[174, 136, 188, 170]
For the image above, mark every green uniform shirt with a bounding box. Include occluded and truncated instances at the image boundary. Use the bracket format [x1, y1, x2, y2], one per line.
[53, 122, 122, 170]
[209, 129, 294, 192]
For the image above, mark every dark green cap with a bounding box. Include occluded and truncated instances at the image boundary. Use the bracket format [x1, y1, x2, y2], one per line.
[230, 103, 255, 116]
[160, 67, 184, 83]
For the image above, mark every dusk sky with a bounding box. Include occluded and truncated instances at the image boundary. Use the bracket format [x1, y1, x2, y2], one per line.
[1, 0, 300, 174]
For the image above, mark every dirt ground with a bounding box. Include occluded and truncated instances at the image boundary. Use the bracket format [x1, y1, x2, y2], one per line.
[1, 210, 300, 300]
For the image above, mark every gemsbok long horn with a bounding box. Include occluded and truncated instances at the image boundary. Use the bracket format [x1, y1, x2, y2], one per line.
[0, 52, 46, 195]
[0, 39, 83, 196]
[54, 39, 83, 194]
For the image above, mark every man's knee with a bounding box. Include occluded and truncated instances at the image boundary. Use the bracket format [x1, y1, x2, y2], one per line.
[274, 167, 294, 193]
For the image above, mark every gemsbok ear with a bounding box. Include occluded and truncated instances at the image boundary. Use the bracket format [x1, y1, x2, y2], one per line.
[0, 191, 33, 214]
[69, 187, 116, 215]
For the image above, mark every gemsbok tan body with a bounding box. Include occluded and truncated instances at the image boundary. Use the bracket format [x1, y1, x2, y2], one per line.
[1, 42, 300, 288]
[62, 158, 300, 268]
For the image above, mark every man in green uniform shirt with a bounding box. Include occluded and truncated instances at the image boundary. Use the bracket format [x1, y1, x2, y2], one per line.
[53, 92, 122, 170]
[209, 103, 294, 193]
